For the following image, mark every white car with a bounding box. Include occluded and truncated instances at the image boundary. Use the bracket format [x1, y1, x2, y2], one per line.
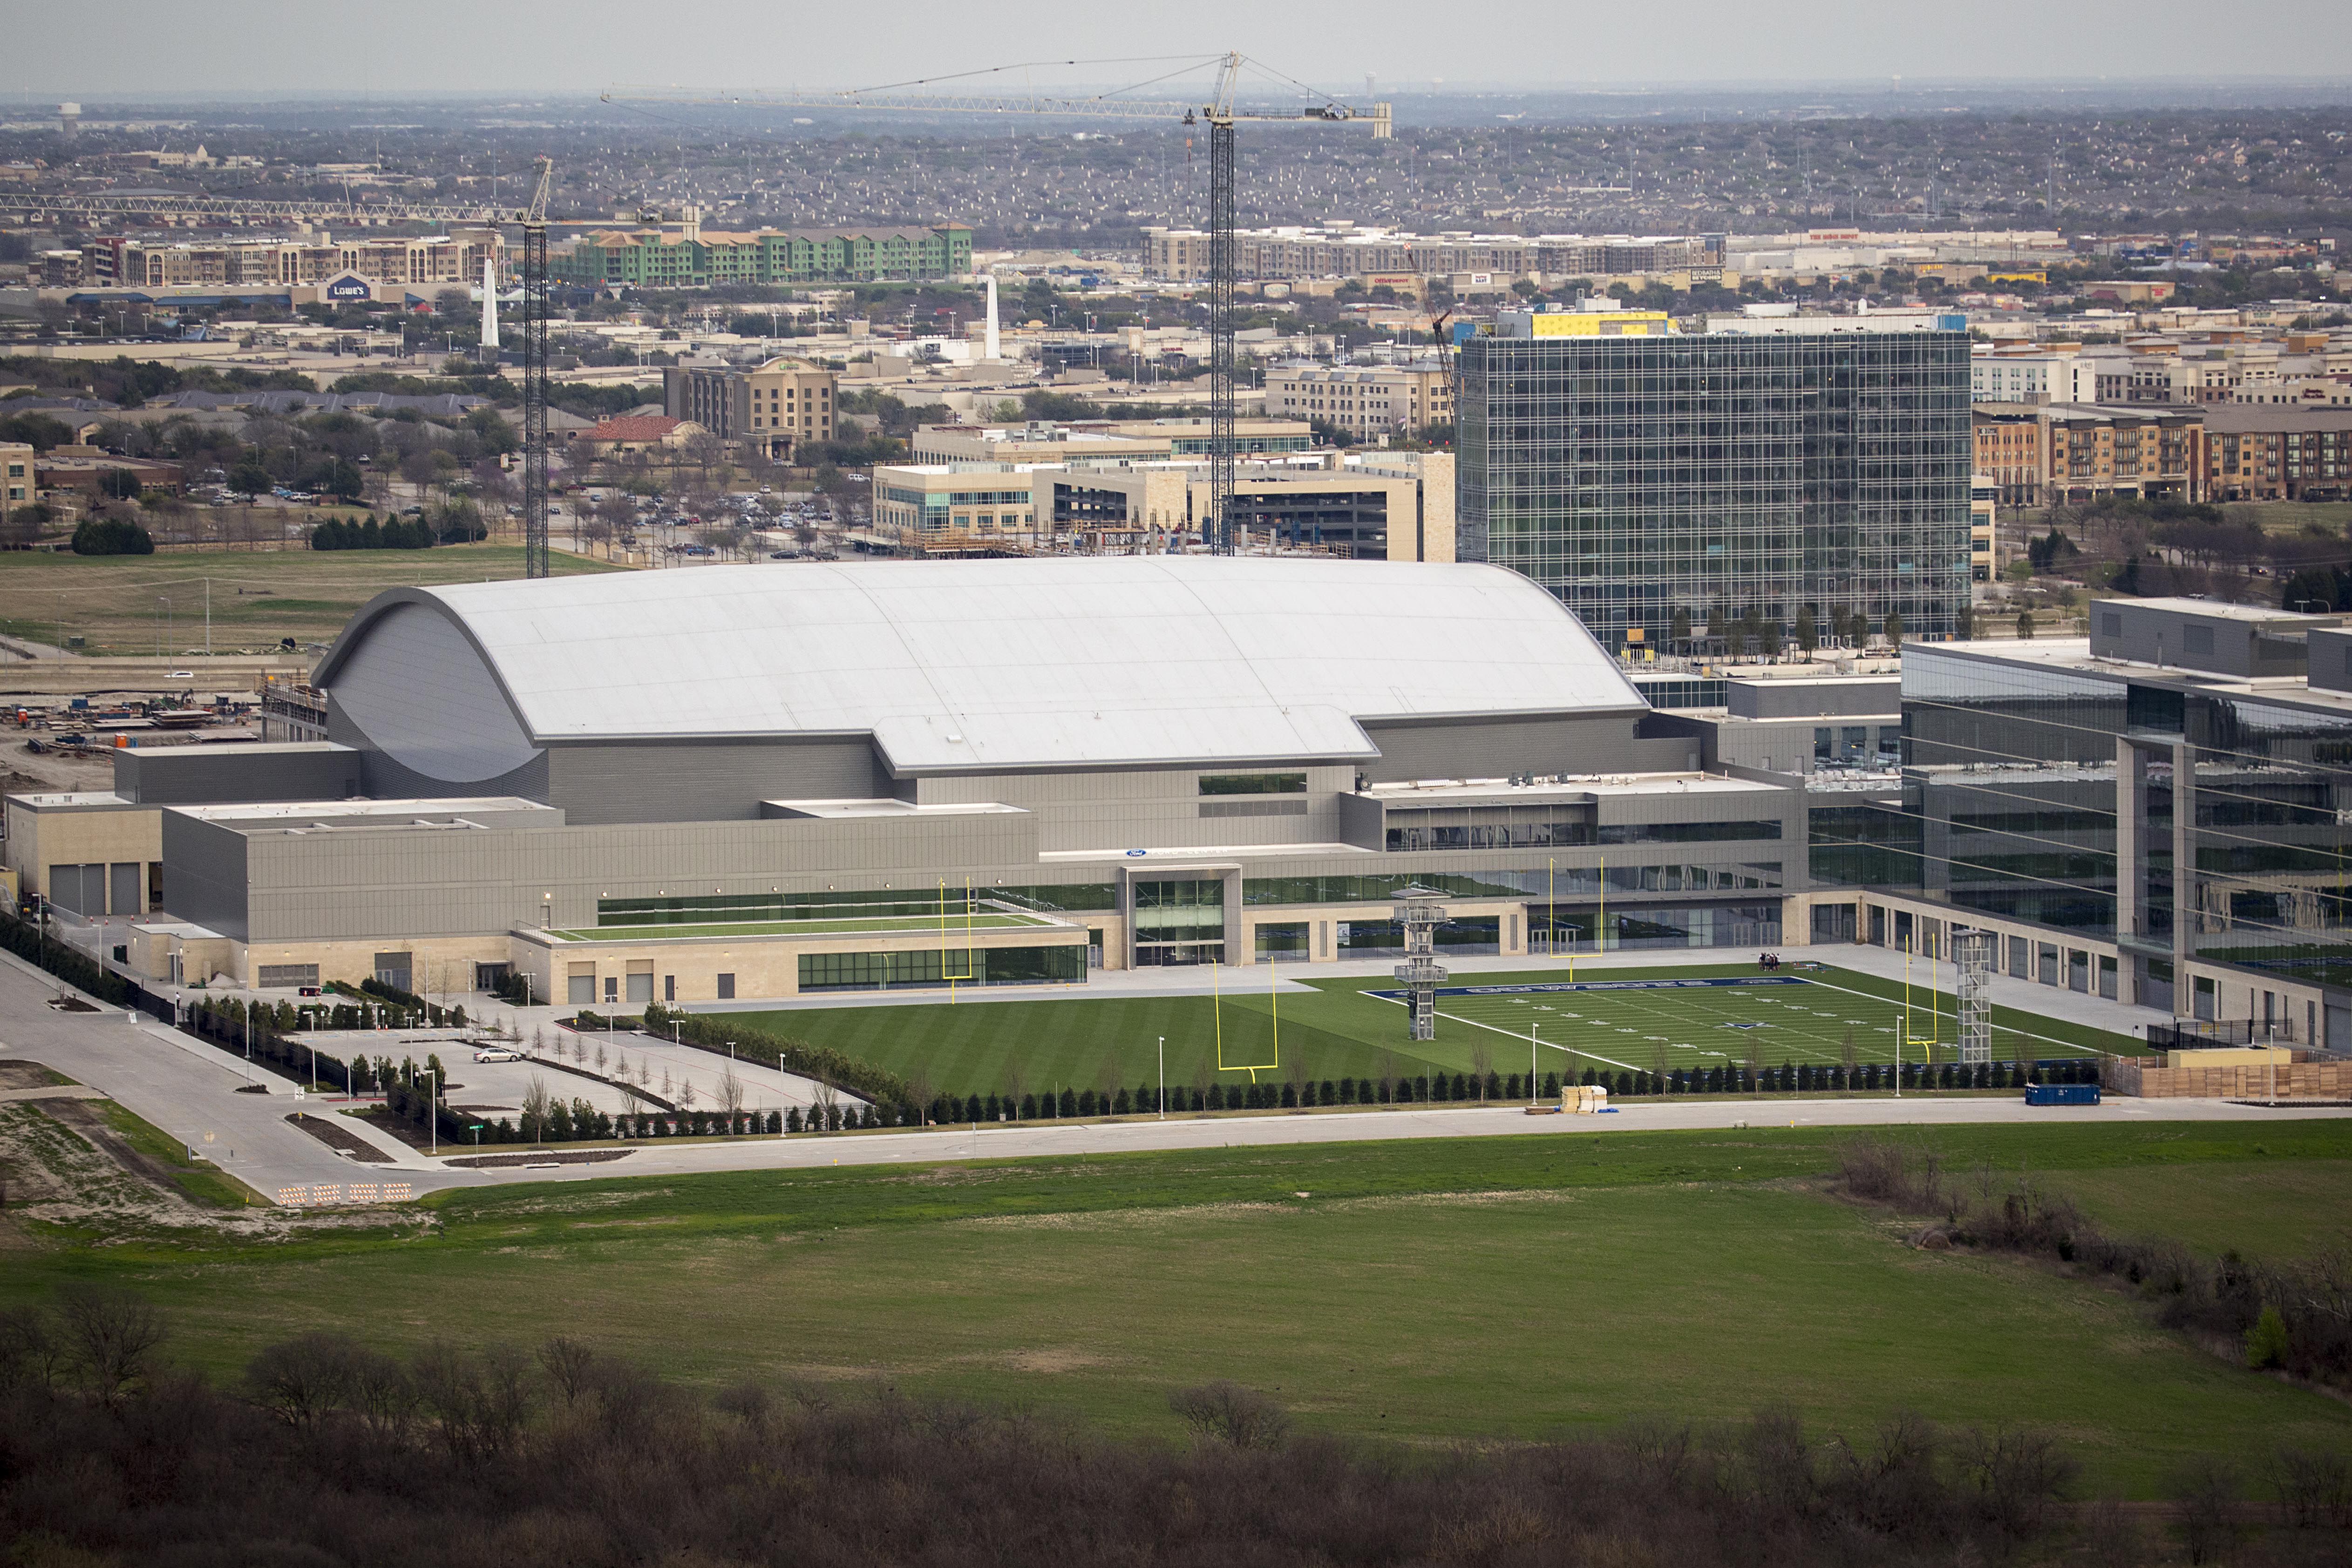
[472, 1046, 521, 1063]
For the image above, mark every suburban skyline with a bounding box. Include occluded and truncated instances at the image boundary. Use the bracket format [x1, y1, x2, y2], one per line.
[9, 0, 2352, 98]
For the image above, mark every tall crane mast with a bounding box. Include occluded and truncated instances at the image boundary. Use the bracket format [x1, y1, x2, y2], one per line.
[605, 56, 1390, 553]
[2, 167, 562, 576]
[519, 157, 554, 580]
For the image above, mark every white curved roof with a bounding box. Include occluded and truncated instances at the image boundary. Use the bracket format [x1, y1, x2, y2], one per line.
[321, 557, 1643, 772]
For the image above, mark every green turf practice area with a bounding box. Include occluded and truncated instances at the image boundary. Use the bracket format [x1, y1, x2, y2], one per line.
[720, 962, 2143, 1101]
[554, 911, 1056, 943]
[5, 1119, 2346, 1496]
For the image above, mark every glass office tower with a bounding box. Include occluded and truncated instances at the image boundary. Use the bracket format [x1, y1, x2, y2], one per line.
[1807, 610, 2352, 1042]
[1458, 329, 1971, 647]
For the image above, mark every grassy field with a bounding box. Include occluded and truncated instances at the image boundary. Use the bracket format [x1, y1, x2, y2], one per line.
[2227, 499, 2352, 535]
[0, 542, 623, 656]
[557, 911, 1056, 942]
[718, 963, 2144, 1100]
[3, 1119, 2347, 1494]
[2045, 1157, 2352, 1262]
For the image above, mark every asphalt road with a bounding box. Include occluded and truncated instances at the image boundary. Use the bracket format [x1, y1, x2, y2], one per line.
[5, 946, 2349, 1201]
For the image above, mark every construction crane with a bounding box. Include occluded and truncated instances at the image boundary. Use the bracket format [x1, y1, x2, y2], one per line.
[604, 56, 1390, 552]
[518, 156, 554, 580]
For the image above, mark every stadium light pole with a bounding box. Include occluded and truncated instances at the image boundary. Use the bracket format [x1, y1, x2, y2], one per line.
[1529, 1023, 1537, 1104]
[1157, 1037, 1165, 1119]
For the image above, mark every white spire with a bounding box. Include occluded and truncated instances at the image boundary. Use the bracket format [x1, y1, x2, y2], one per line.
[984, 272, 999, 361]
[480, 257, 499, 350]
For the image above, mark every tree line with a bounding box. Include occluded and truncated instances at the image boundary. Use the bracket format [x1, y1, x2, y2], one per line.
[0, 1292, 2343, 1566]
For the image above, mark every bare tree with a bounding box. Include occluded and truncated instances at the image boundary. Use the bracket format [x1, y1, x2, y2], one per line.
[520, 1076, 553, 1142]
[56, 1284, 167, 1405]
[1169, 1382, 1289, 1450]
[247, 1332, 358, 1430]
[717, 1065, 748, 1131]
[594, 1041, 609, 1075]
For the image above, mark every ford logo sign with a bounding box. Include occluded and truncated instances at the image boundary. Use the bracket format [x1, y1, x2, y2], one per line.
[1124, 848, 1146, 857]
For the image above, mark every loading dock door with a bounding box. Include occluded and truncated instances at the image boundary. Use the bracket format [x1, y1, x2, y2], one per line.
[48, 863, 104, 916]
[109, 862, 142, 916]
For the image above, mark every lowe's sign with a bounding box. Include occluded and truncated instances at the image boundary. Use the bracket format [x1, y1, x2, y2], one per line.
[324, 275, 372, 302]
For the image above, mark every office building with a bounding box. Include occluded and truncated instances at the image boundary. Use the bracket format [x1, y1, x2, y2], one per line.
[1456, 308, 1973, 649]
[9, 559, 1797, 1000]
[662, 360, 837, 459]
[1806, 597, 2352, 1046]
[908, 418, 1312, 467]
[869, 451, 1454, 560]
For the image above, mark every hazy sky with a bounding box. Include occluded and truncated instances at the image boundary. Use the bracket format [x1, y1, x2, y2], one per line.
[10, 0, 2352, 99]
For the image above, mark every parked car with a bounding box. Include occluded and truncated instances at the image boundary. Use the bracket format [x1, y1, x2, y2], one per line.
[473, 1046, 521, 1063]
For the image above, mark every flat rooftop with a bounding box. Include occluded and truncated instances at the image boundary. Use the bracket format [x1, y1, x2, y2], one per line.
[763, 798, 1026, 820]
[1362, 772, 1784, 804]
[169, 796, 560, 834]
[1041, 841, 1373, 864]
[5, 791, 132, 809]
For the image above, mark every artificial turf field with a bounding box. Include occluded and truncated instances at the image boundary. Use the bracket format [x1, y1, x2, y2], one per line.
[4, 1117, 2347, 1496]
[722, 962, 2143, 1100]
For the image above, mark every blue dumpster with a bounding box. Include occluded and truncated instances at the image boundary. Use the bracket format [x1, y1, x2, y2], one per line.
[2025, 1083, 2100, 1106]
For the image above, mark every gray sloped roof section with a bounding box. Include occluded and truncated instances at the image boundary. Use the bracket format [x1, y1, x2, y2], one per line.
[324, 557, 1644, 771]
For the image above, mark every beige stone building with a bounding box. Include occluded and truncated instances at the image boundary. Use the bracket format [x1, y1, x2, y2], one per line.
[86, 229, 502, 289]
[868, 450, 1454, 561]
[662, 359, 837, 459]
[1264, 361, 1453, 437]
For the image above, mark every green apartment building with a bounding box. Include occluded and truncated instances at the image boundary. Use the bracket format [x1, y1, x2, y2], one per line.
[553, 224, 973, 288]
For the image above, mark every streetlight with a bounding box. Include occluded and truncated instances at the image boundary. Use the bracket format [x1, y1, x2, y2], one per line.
[418, 1065, 440, 1154]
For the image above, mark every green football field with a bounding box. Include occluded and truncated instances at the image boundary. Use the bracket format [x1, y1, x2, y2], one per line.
[717, 963, 2144, 1100]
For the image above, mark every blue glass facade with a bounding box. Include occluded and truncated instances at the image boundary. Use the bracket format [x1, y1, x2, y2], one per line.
[1458, 330, 1972, 647]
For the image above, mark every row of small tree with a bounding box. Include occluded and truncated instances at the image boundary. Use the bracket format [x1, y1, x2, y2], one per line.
[1665, 604, 1906, 656]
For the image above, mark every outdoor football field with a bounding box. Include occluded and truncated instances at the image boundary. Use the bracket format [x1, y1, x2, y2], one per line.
[723, 962, 2143, 1100]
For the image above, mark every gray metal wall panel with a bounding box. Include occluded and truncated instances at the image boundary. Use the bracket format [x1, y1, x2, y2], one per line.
[330, 601, 541, 781]
[1728, 679, 1900, 720]
[158, 814, 250, 941]
[1359, 714, 1636, 783]
[912, 763, 1353, 851]
[236, 809, 1045, 941]
[544, 740, 883, 825]
[115, 745, 363, 806]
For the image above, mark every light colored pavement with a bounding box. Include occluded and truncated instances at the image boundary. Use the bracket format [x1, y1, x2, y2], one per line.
[392, 1086, 2352, 1189]
[0, 948, 418, 1196]
[3, 942, 2342, 1204]
[0, 1084, 110, 1102]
